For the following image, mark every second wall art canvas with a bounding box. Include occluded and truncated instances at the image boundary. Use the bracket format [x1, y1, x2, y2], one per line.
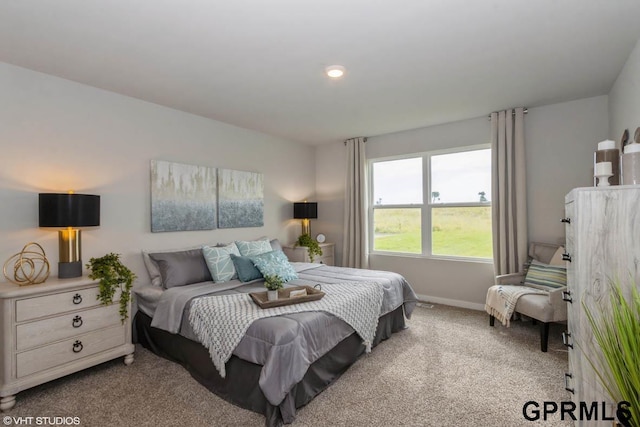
[218, 168, 264, 228]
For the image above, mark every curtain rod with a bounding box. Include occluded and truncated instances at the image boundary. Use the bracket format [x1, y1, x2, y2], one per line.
[344, 137, 368, 145]
[487, 108, 528, 120]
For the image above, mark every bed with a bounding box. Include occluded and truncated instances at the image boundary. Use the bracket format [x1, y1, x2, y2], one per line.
[133, 240, 417, 426]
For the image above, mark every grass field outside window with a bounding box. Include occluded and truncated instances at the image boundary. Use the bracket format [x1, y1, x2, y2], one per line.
[373, 206, 492, 258]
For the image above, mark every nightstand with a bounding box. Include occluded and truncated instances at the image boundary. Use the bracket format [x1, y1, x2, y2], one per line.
[283, 242, 335, 266]
[0, 276, 134, 411]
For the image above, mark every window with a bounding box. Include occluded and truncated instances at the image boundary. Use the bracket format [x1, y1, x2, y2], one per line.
[372, 157, 423, 254]
[369, 145, 492, 260]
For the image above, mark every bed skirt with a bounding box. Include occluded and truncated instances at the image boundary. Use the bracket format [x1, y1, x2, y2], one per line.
[135, 306, 407, 426]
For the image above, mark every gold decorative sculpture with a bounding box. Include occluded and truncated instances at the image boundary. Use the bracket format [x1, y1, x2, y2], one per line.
[3, 242, 50, 285]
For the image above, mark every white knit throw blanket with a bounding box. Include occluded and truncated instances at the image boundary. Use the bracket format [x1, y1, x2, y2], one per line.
[485, 284, 546, 327]
[189, 281, 384, 378]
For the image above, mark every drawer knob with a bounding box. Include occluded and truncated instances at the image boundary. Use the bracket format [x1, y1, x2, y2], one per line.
[72, 315, 83, 328]
[72, 294, 83, 305]
[72, 340, 83, 353]
[562, 331, 573, 349]
[562, 253, 572, 262]
[564, 372, 575, 394]
[561, 218, 571, 224]
[562, 290, 573, 303]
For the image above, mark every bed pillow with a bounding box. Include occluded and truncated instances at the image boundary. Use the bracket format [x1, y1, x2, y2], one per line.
[524, 259, 567, 291]
[250, 250, 298, 283]
[235, 239, 272, 257]
[269, 239, 283, 252]
[202, 243, 241, 283]
[229, 254, 263, 282]
[148, 248, 211, 289]
[143, 245, 203, 287]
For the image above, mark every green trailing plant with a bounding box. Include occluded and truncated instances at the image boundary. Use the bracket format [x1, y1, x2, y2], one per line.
[582, 279, 640, 427]
[264, 274, 284, 291]
[86, 253, 136, 323]
[295, 233, 323, 262]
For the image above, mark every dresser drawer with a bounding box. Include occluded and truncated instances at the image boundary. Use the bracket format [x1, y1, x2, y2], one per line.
[15, 285, 120, 322]
[16, 325, 126, 378]
[16, 304, 121, 351]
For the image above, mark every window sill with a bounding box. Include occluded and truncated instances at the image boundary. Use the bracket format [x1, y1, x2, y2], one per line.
[369, 251, 494, 264]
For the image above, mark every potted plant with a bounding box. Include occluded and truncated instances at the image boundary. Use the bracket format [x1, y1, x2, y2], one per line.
[295, 233, 323, 262]
[264, 274, 284, 301]
[86, 253, 136, 323]
[582, 280, 639, 427]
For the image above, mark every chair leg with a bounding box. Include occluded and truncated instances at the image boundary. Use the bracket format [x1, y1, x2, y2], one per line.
[540, 322, 549, 352]
[489, 315, 495, 327]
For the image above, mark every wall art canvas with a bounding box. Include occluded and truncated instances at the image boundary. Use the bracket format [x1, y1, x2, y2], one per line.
[218, 168, 264, 228]
[151, 160, 217, 232]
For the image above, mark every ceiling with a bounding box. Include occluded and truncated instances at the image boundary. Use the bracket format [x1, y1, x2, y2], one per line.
[2, 1, 640, 145]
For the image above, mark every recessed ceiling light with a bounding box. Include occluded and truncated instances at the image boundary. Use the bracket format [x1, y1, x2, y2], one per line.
[325, 65, 346, 78]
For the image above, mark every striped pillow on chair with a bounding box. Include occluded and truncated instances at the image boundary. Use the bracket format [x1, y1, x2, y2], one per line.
[524, 259, 567, 291]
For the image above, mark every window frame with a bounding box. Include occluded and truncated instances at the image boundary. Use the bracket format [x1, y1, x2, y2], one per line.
[368, 144, 492, 262]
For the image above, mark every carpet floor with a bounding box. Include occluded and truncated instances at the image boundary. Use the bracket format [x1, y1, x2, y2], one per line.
[5, 304, 572, 426]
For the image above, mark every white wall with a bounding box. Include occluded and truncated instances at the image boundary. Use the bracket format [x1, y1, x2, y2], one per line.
[0, 62, 316, 285]
[526, 96, 609, 243]
[314, 142, 346, 257]
[316, 95, 608, 308]
[609, 37, 640, 145]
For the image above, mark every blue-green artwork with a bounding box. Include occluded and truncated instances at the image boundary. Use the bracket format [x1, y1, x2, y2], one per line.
[151, 160, 217, 232]
[218, 169, 264, 228]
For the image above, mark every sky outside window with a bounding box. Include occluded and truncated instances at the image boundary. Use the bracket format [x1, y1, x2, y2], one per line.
[373, 158, 422, 205]
[431, 149, 491, 203]
[373, 150, 491, 206]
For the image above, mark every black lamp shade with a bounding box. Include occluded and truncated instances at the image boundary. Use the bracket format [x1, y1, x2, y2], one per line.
[39, 193, 100, 227]
[293, 202, 318, 219]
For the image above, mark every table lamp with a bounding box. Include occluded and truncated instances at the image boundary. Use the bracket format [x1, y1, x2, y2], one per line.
[293, 202, 317, 236]
[39, 193, 100, 278]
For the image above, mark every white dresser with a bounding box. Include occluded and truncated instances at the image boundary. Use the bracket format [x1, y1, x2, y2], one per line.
[563, 186, 640, 426]
[283, 242, 335, 266]
[0, 276, 134, 411]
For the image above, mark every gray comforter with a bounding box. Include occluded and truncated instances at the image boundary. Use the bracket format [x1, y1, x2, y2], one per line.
[144, 263, 417, 407]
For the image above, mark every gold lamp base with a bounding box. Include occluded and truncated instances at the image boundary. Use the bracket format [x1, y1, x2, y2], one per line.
[301, 219, 310, 236]
[58, 228, 82, 278]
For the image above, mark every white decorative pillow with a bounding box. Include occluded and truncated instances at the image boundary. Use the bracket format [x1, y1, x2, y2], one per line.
[235, 239, 272, 257]
[202, 243, 241, 283]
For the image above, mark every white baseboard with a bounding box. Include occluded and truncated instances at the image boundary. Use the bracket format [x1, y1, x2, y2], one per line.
[415, 293, 485, 311]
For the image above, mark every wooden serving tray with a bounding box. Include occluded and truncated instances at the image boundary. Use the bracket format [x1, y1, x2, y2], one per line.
[249, 285, 325, 309]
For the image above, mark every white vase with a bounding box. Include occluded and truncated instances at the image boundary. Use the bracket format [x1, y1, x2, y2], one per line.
[267, 290, 278, 301]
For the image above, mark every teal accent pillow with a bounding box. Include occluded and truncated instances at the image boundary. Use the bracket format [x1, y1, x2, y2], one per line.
[250, 250, 298, 283]
[202, 243, 241, 283]
[230, 254, 263, 282]
[524, 260, 567, 291]
[235, 239, 272, 257]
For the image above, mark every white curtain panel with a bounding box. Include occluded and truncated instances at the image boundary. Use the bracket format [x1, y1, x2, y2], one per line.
[491, 108, 528, 275]
[342, 137, 368, 268]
